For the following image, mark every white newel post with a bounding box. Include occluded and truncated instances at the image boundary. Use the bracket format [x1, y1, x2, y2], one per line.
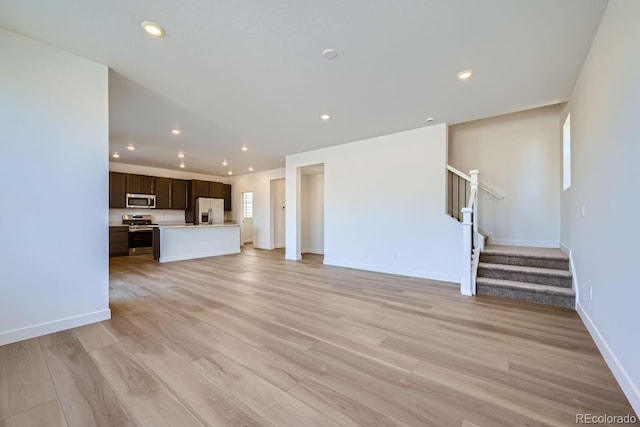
[461, 207, 473, 296]
[469, 170, 479, 249]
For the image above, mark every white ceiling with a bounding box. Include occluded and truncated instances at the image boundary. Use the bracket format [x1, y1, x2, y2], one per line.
[0, 0, 607, 176]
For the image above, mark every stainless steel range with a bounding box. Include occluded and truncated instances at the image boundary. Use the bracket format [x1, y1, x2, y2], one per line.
[122, 214, 155, 255]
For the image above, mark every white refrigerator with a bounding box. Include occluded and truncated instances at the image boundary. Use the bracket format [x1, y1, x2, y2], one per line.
[195, 198, 224, 225]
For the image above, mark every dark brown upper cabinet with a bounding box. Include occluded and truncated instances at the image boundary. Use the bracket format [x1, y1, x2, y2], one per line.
[109, 173, 227, 213]
[192, 180, 224, 199]
[171, 179, 188, 210]
[193, 180, 210, 199]
[186, 179, 231, 222]
[109, 172, 127, 208]
[155, 177, 171, 209]
[209, 182, 224, 199]
[223, 184, 232, 211]
[126, 174, 155, 194]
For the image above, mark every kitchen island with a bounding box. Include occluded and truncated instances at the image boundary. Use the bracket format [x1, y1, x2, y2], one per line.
[153, 224, 240, 263]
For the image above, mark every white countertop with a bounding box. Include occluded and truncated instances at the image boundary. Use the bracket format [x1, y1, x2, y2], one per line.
[108, 223, 239, 228]
[155, 223, 239, 229]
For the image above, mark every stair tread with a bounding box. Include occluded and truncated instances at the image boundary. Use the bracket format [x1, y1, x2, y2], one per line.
[476, 277, 575, 295]
[478, 262, 572, 277]
[483, 245, 568, 260]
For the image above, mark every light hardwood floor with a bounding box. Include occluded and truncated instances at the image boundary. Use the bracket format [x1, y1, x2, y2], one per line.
[0, 246, 636, 426]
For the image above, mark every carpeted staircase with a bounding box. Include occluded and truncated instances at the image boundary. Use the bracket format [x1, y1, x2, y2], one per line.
[476, 245, 575, 308]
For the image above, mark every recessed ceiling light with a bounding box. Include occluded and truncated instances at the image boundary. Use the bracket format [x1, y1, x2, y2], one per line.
[178, 152, 184, 158]
[171, 128, 181, 135]
[426, 117, 435, 123]
[112, 152, 120, 158]
[457, 69, 473, 80]
[249, 166, 254, 172]
[222, 160, 228, 166]
[127, 144, 135, 151]
[322, 49, 338, 60]
[228, 170, 233, 175]
[179, 162, 185, 168]
[141, 21, 164, 37]
[320, 113, 331, 121]
[241, 145, 248, 152]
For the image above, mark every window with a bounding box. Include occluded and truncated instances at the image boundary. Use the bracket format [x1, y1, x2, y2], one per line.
[563, 114, 571, 190]
[242, 192, 253, 218]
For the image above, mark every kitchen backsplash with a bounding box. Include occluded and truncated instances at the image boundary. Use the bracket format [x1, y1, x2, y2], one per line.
[109, 209, 186, 225]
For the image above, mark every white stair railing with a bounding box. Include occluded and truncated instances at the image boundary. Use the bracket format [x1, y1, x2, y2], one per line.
[446, 166, 504, 295]
[446, 165, 505, 201]
[461, 170, 479, 296]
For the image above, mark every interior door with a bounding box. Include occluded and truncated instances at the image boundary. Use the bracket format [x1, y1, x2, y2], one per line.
[241, 191, 254, 244]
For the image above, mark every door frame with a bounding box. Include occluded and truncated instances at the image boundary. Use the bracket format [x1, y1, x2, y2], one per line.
[240, 191, 254, 245]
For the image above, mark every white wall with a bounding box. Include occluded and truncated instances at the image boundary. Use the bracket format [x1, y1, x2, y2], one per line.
[0, 29, 110, 345]
[301, 173, 324, 254]
[449, 104, 562, 247]
[286, 124, 462, 282]
[229, 168, 286, 249]
[560, 0, 640, 413]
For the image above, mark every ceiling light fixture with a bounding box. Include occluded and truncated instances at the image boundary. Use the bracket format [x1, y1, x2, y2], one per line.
[322, 49, 338, 60]
[171, 128, 181, 135]
[222, 160, 228, 166]
[241, 145, 248, 152]
[179, 162, 185, 168]
[249, 166, 254, 172]
[320, 113, 331, 121]
[426, 117, 435, 123]
[112, 152, 120, 158]
[228, 170, 233, 175]
[457, 69, 473, 80]
[127, 144, 135, 151]
[178, 152, 185, 158]
[141, 21, 164, 37]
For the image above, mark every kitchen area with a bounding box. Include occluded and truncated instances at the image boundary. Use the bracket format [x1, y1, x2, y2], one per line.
[108, 171, 240, 262]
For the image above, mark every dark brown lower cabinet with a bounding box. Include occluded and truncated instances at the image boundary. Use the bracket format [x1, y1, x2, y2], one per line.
[153, 227, 160, 261]
[109, 226, 129, 257]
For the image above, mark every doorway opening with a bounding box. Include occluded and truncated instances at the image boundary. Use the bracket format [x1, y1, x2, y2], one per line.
[300, 163, 324, 261]
[241, 191, 253, 245]
[270, 179, 286, 251]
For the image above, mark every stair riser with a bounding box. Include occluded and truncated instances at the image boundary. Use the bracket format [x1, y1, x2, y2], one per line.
[478, 268, 573, 288]
[477, 285, 574, 308]
[480, 254, 569, 270]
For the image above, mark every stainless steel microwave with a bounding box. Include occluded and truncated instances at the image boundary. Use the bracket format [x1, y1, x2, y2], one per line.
[126, 193, 156, 209]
